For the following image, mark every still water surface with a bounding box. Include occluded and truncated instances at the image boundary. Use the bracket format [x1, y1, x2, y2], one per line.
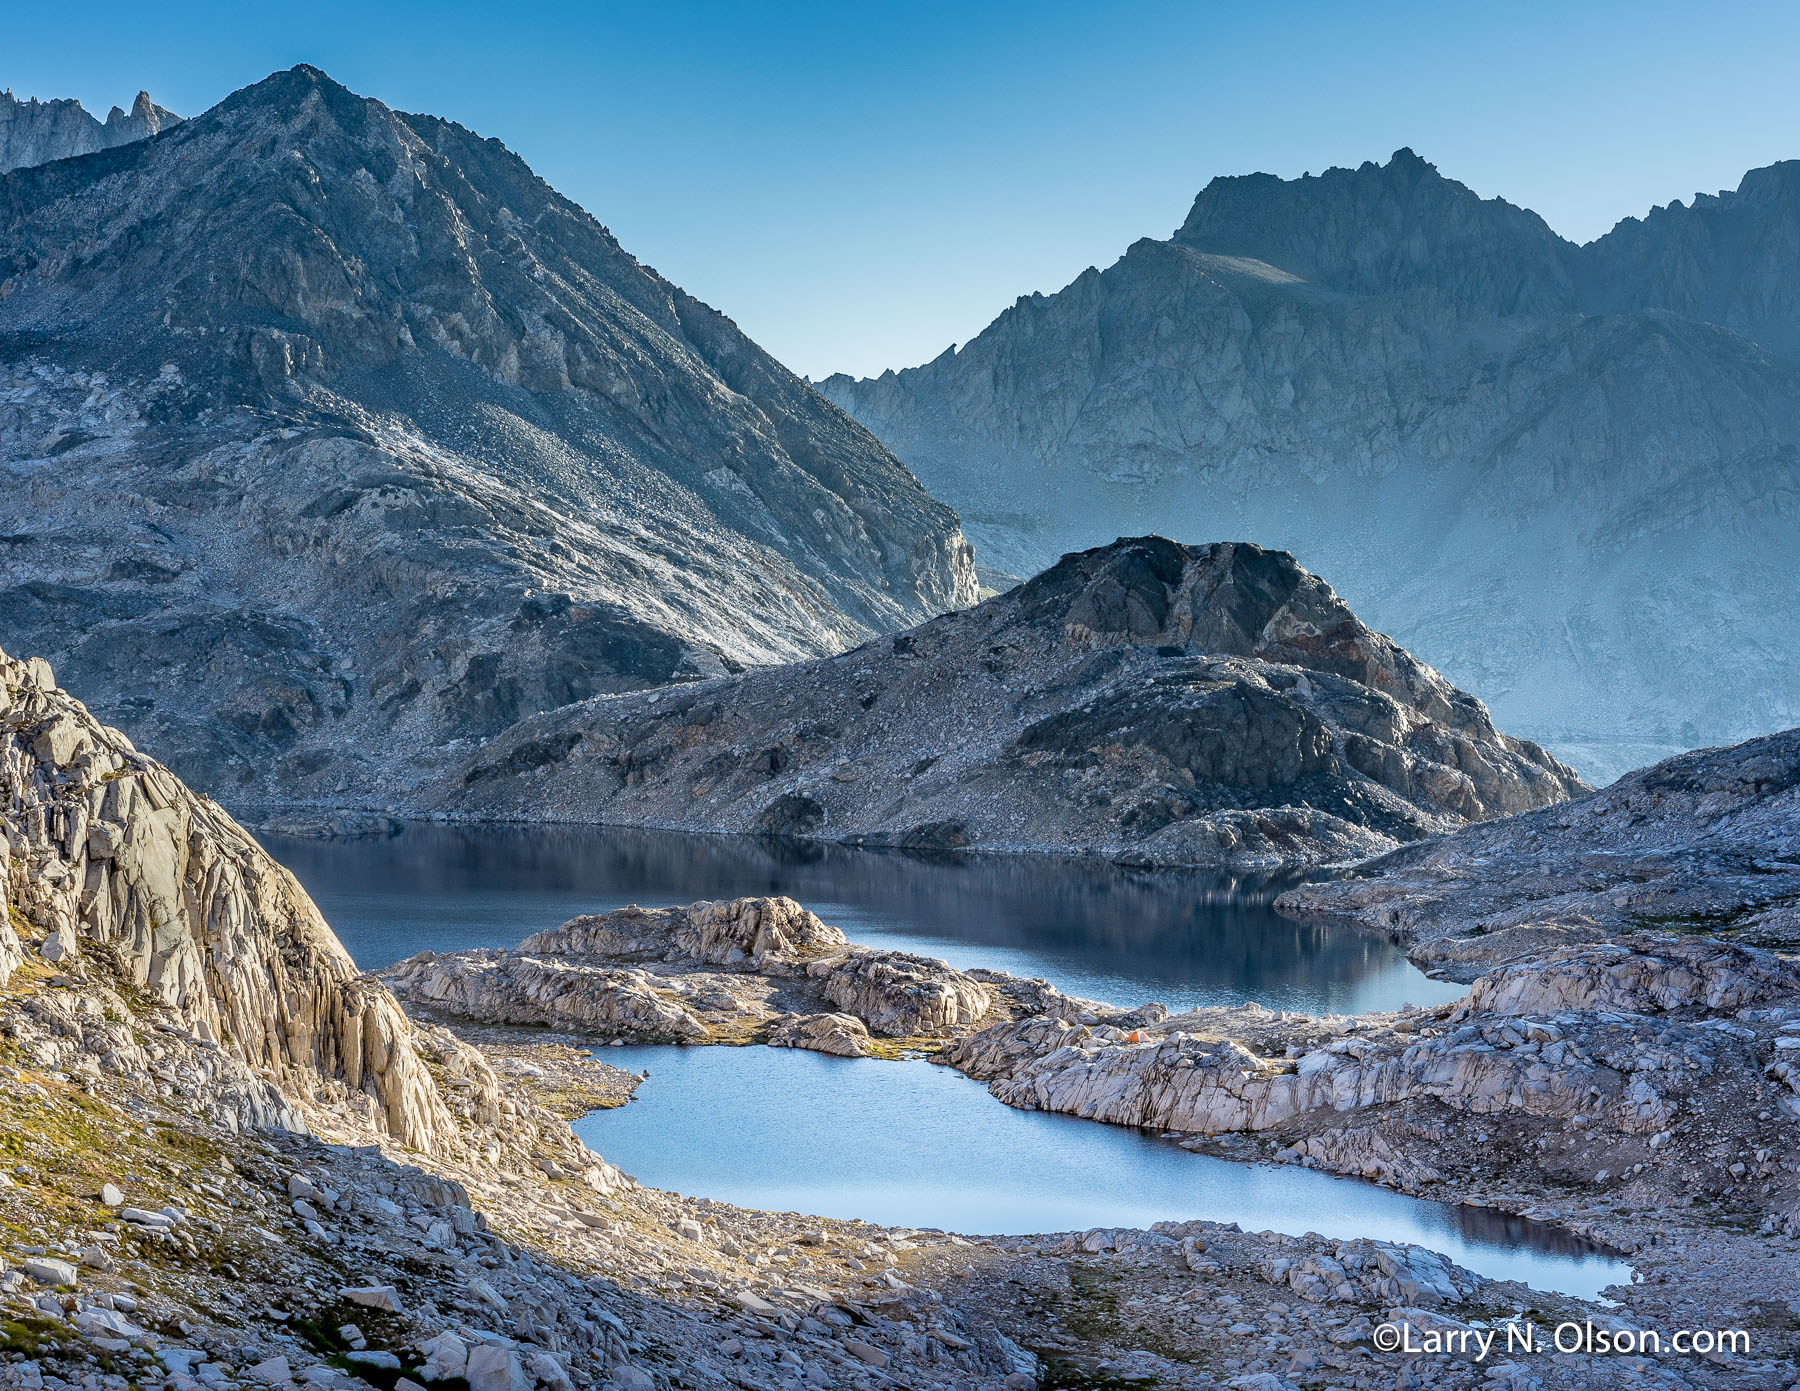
[265, 824, 1623, 1298]
[264, 822, 1462, 1015]
[575, 1043, 1629, 1300]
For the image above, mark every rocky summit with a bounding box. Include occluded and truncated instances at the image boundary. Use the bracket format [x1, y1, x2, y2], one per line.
[0, 89, 180, 175]
[430, 536, 1586, 868]
[0, 66, 975, 809]
[820, 150, 1800, 783]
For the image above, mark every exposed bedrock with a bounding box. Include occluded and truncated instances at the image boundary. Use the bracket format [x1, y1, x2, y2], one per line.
[438, 537, 1586, 869]
[935, 929, 1800, 1241]
[1, 643, 449, 1148]
[0, 644, 618, 1191]
[1278, 726, 1800, 974]
[383, 896, 995, 1043]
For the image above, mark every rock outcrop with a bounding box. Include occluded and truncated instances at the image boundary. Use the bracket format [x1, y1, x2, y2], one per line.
[384, 896, 995, 1042]
[1278, 728, 1800, 972]
[766, 1011, 874, 1057]
[0, 642, 456, 1149]
[435, 537, 1584, 868]
[0, 88, 179, 173]
[938, 930, 1800, 1265]
[0, 65, 974, 808]
[821, 151, 1800, 783]
[942, 983, 1764, 1140]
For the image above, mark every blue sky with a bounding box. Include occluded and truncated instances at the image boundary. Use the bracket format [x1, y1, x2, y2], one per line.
[8, 1, 1799, 379]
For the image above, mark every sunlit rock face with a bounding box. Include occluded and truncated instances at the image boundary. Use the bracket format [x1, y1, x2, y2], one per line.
[0, 88, 180, 174]
[821, 150, 1800, 784]
[0, 66, 974, 806]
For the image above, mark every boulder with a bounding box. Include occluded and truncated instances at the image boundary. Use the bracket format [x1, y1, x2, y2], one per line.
[766, 1013, 873, 1057]
[465, 1345, 531, 1391]
[22, 1257, 77, 1287]
[340, 1285, 403, 1313]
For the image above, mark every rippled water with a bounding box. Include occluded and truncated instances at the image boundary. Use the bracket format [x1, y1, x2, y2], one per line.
[264, 822, 1462, 1015]
[265, 823, 1627, 1298]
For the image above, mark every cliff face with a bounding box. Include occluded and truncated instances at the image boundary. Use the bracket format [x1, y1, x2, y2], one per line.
[1, 641, 466, 1152]
[0, 88, 180, 174]
[428, 537, 1586, 868]
[0, 66, 974, 807]
[820, 152, 1800, 784]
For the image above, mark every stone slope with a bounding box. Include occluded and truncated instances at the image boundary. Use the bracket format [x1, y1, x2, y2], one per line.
[820, 151, 1800, 783]
[0, 638, 621, 1175]
[0, 88, 179, 174]
[0, 65, 974, 807]
[1277, 728, 1800, 976]
[427, 537, 1584, 868]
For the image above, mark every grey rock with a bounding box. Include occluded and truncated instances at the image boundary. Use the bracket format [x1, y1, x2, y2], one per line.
[766, 1013, 873, 1058]
[384, 896, 990, 1040]
[434, 538, 1583, 867]
[0, 88, 179, 174]
[0, 643, 464, 1153]
[525, 1353, 572, 1391]
[1280, 728, 1800, 972]
[21, 1257, 77, 1287]
[464, 1345, 530, 1391]
[339, 1285, 403, 1313]
[0, 65, 974, 810]
[821, 150, 1800, 783]
[419, 1332, 469, 1381]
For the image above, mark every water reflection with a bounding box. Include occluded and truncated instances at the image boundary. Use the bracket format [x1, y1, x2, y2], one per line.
[262, 823, 1610, 1295]
[575, 1043, 1630, 1301]
[261, 822, 1461, 1014]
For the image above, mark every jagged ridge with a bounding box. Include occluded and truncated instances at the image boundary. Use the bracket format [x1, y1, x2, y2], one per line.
[0, 66, 974, 808]
[820, 150, 1800, 783]
[0, 88, 179, 174]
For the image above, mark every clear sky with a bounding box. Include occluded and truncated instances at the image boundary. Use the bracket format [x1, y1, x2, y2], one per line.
[7, 1, 1799, 380]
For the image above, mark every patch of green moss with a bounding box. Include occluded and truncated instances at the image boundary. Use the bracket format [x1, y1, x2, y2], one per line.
[0, 1315, 68, 1356]
[1039, 1364, 1162, 1391]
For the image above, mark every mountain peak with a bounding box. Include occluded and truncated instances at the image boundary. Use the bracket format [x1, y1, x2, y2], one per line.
[0, 66, 976, 803]
[0, 84, 181, 174]
[1173, 147, 1574, 313]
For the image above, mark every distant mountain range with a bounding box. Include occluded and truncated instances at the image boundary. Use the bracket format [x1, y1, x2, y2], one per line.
[0, 87, 180, 173]
[0, 67, 974, 807]
[821, 150, 1800, 783]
